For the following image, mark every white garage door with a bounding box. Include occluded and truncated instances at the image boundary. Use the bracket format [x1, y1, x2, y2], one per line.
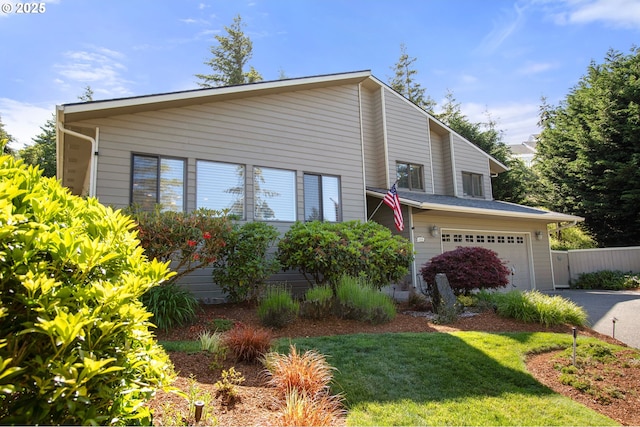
[441, 231, 532, 292]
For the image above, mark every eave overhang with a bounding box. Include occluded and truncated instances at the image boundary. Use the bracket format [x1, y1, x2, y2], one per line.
[367, 187, 583, 223]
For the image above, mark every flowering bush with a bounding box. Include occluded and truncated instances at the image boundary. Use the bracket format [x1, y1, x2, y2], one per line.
[420, 247, 510, 306]
[127, 207, 232, 284]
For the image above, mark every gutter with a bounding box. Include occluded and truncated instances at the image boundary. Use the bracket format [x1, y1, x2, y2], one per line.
[57, 121, 99, 198]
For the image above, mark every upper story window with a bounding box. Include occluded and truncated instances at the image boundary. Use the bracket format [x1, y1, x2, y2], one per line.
[304, 173, 342, 222]
[197, 160, 245, 218]
[254, 167, 296, 221]
[462, 171, 484, 198]
[131, 154, 185, 212]
[396, 162, 424, 191]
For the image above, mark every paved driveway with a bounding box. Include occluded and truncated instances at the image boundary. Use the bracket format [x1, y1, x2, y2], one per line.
[547, 289, 640, 349]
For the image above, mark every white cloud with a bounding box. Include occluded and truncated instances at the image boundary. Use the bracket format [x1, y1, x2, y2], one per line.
[0, 98, 54, 149]
[54, 47, 133, 98]
[476, 2, 528, 55]
[462, 101, 541, 144]
[517, 61, 556, 75]
[543, 0, 640, 29]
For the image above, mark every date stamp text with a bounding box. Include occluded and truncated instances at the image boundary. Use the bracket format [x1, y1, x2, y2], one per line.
[1, 2, 47, 14]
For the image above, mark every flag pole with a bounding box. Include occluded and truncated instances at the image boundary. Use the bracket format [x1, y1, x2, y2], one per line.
[367, 180, 399, 221]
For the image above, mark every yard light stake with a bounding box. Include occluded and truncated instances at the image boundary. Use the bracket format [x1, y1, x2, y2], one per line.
[194, 400, 205, 423]
[612, 317, 618, 339]
[572, 327, 577, 367]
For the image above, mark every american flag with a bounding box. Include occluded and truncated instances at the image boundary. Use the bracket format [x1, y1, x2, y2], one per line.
[383, 183, 404, 231]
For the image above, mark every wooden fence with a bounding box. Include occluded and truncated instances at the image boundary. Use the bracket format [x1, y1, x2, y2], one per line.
[551, 246, 640, 288]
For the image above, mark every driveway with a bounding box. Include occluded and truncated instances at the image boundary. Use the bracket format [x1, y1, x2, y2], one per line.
[547, 289, 640, 349]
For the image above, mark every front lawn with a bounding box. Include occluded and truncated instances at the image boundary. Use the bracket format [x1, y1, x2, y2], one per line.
[276, 331, 618, 426]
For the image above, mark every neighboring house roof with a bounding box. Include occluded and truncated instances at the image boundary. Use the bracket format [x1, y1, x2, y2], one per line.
[57, 70, 508, 174]
[367, 187, 583, 223]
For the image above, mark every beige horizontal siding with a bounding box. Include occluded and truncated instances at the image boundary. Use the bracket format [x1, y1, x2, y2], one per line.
[383, 91, 433, 190]
[451, 134, 493, 199]
[360, 86, 386, 188]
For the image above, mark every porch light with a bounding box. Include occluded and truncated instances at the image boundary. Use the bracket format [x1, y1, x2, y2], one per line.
[535, 231, 543, 240]
[430, 225, 439, 237]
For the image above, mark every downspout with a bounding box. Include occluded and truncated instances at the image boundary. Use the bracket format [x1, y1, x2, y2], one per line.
[358, 83, 367, 219]
[57, 121, 99, 198]
[380, 87, 390, 187]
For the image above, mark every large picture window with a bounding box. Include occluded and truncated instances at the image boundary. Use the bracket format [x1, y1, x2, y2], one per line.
[254, 167, 296, 221]
[462, 171, 484, 197]
[396, 162, 424, 191]
[197, 160, 245, 218]
[304, 173, 341, 222]
[131, 154, 185, 211]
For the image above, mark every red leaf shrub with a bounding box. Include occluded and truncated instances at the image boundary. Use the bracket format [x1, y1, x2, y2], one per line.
[420, 246, 510, 297]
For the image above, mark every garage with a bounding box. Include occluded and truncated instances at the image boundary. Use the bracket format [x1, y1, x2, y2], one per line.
[441, 230, 533, 292]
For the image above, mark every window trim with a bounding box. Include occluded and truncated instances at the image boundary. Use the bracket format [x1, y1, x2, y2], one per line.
[303, 172, 342, 222]
[462, 171, 484, 198]
[396, 161, 425, 191]
[130, 153, 186, 211]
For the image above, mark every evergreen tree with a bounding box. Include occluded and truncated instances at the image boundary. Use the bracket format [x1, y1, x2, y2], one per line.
[19, 115, 56, 177]
[195, 15, 263, 88]
[78, 85, 94, 102]
[389, 43, 435, 112]
[0, 115, 15, 155]
[535, 47, 640, 246]
[437, 91, 534, 204]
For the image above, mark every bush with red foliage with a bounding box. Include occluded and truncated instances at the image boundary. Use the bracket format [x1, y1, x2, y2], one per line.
[420, 246, 510, 304]
[224, 325, 273, 363]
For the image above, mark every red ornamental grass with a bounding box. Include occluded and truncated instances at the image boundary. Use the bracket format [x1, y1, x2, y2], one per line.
[224, 325, 273, 363]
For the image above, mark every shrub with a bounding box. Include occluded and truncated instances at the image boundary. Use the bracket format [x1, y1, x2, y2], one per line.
[278, 388, 345, 427]
[277, 220, 414, 290]
[211, 221, 280, 303]
[420, 247, 510, 306]
[490, 290, 588, 326]
[0, 146, 174, 425]
[262, 345, 336, 398]
[571, 270, 640, 290]
[142, 282, 199, 331]
[300, 285, 334, 319]
[214, 367, 245, 406]
[210, 318, 235, 332]
[127, 206, 232, 284]
[334, 276, 396, 324]
[198, 331, 227, 369]
[257, 286, 300, 329]
[224, 325, 273, 363]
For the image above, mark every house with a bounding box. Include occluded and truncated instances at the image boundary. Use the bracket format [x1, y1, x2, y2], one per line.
[56, 70, 582, 302]
[509, 136, 538, 167]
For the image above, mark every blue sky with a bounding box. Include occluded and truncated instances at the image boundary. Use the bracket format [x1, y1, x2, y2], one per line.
[2, 0, 639, 149]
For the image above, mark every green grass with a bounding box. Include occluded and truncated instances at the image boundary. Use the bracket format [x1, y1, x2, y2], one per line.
[275, 332, 619, 426]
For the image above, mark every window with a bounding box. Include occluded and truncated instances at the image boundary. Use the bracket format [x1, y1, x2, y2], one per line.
[396, 162, 424, 191]
[254, 167, 296, 221]
[197, 160, 245, 218]
[453, 234, 462, 242]
[462, 172, 484, 197]
[465, 235, 474, 243]
[131, 154, 185, 211]
[304, 173, 341, 222]
[442, 234, 451, 242]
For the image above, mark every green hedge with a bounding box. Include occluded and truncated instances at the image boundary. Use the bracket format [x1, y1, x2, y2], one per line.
[277, 220, 414, 289]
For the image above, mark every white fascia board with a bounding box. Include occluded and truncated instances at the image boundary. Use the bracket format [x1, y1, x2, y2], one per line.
[367, 75, 509, 172]
[59, 71, 373, 115]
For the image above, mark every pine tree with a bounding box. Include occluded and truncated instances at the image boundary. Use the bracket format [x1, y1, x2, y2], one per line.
[389, 43, 435, 112]
[0, 115, 15, 155]
[19, 115, 57, 177]
[195, 15, 263, 88]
